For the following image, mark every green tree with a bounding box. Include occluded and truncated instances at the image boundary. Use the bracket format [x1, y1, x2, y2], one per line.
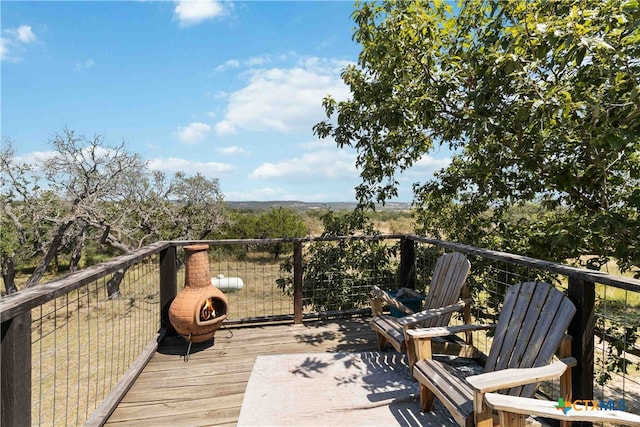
[169, 172, 226, 240]
[0, 141, 37, 293]
[217, 210, 260, 239]
[217, 207, 308, 258]
[314, 0, 640, 274]
[277, 209, 397, 311]
[257, 207, 308, 259]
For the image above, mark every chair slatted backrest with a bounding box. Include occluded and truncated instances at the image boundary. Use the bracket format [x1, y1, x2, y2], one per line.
[420, 252, 471, 328]
[485, 281, 576, 397]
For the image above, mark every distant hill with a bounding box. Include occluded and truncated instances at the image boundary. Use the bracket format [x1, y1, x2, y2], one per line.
[224, 200, 411, 212]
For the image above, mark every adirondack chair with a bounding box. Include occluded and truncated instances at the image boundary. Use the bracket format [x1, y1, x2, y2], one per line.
[407, 281, 578, 427]
[370, 252, 472, 370]
[483, 393, 640, 427]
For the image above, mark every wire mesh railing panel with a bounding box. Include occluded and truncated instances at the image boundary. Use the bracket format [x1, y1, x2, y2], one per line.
[414, 245, 443, 293]
[30, 257, 160, 426]
[299, 239, 400, 314]
[595, 282, 640, 415]
[197, 239, 404, 318]
[204, 243, 293, 319]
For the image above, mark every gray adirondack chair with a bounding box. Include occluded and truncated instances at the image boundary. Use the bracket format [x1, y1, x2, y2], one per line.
[408, 281, 579, 427]
[370, 252, 472, 370]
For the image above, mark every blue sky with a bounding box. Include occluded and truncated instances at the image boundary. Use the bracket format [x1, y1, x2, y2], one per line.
[2, 0, 451, 202]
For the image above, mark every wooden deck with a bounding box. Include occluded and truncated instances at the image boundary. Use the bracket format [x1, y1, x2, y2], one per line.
[105, 317, 383, 426]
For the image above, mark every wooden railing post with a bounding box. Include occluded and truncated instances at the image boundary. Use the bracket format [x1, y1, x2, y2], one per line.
[1, 311, 31, 427]
[400, 236, 417, 289]
[293, 241, 303, 324]
[160, 245, 177, 335]
[567, 276, 595, 427]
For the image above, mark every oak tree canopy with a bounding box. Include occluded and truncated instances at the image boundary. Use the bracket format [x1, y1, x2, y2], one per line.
[315, 0, 639, 273]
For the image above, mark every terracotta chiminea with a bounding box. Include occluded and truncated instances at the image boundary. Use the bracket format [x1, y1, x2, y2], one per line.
[169, 244, 228, 343]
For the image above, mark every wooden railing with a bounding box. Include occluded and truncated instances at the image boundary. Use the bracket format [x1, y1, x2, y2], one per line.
[1, 236, 639, 425]
[1, 241, 170, 426]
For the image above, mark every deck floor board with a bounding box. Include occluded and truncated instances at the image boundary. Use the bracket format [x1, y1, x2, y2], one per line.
[105, 317, 384, 426]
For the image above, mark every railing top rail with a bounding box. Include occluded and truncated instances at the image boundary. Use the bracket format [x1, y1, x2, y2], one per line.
[408, 235, 640, 292]
[169, 234, 408, 247]
[0, 241, 171, 323]
[171, 235, 639, 291]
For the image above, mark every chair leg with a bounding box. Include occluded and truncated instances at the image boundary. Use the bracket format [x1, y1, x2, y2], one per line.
[558, 337, 572, 427]
[420, 384, 435, 412]
[498, 411, 526, 427]
[406, 338, 417, 371]
[375, 332, 388, 351]
[475, 393, 493, 427]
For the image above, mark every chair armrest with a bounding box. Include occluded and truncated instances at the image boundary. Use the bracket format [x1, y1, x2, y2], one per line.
[467, 357, 577, 393]
[371, 285, 415, 315]
[396, 299, 470, 326]
[406, 323, 495, 339]
[484, 393, 640, 426]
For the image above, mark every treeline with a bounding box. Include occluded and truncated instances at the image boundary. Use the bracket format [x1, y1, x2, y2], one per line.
[0, 129, 413, 294]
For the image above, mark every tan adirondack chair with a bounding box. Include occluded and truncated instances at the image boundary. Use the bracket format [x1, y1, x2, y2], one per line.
[483, 393, 640, 427]
[370, 252, 472, 370]
[407, 281, 579, 427]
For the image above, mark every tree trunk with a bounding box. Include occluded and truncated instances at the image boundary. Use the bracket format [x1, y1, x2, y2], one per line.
[69, 226, 87, 273]
[24, 220, 73, 288]
[2, 255, 18, 294]
[98, 225, 132, 299]
[107, 269, 125, 299]
[99, 224, 132, 254]
[69, 250, 81, 273]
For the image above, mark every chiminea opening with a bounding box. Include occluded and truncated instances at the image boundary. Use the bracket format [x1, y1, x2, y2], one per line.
[196, 296, 228, 326]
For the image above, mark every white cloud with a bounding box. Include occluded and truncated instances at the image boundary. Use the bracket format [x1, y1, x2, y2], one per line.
[405, 155, 452, 177]
[176, 122, 212, 144]
[250, 149, 356, 180]
[0, 38, 10, 61]
[2, 25, 37, 62]
[225, 138, 359, 202]
[214, 59, 240, 72]
[15, 150, 57, 165]
[225, 185, 352, 202]
[245, 55, 272, 67]
[225, 187, 292, 201]
[215, 54, 290, 73]
[75, 59, 95, 70]
[214, 120, 236, 135]
[148, 157, 233, 176]
[217, 146, 249, 155]
[204, 90, 228, 100]
[174, 0, 226, 27]
[214, 57, 352, 135]
[16, 25, 37, 43]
